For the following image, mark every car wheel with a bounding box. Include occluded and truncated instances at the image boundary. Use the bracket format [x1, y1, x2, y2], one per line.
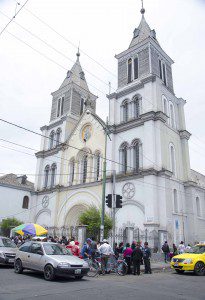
[44, 264, 55, 281]
[175, 269, 184, 274]
[194, 262, 205, 276]
[14, 259, 23, 274]
[75, 276, 83, 280]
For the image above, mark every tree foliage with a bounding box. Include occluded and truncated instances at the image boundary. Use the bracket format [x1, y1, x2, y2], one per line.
[79, 206, 112, 240]
[0, 218, 22, 237]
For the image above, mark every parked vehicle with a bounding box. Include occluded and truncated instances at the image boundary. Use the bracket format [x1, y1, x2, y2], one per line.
[170, 244, 205, 276]
[0, 236, 17, 265]
[14, 241, 89, 280]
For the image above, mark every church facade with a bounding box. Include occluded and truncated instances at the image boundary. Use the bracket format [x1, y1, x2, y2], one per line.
[30, 8, 205, 247]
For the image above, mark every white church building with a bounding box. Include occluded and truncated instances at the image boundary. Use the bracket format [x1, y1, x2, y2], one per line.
[30, 7, 205, 247]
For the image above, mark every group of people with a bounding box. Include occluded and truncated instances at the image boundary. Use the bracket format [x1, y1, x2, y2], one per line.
[81, 238, 152, 276]
[116, 241, 152, 275]
[161, 240, 192, 263]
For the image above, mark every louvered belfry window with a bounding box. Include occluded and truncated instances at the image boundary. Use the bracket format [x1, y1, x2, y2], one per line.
[134, 57, 139, 79]
[128, 58, 132, 83]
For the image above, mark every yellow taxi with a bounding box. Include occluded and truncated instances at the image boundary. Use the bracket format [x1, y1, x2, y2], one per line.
[170, 244, 205, 276]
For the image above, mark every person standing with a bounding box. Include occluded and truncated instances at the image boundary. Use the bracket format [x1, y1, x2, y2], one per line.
[143, 242, 152, 274]
[131, 242, 143, 275]
[173, 243, 178, 256]
[123, 243, 133, 274]
[178, 241, 185, 254]
[90, 237, 97, 259]
[98, 239, 114, 273]
[162, 241, 170, 263]
[81, 238, 92, 260]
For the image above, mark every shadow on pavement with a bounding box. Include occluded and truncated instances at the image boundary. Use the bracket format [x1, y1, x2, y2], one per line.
[16, 270, 89, 283]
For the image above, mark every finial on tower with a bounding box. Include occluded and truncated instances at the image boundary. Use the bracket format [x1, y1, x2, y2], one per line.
[140, 0, 145, 15]
[76, 42, 80, 61]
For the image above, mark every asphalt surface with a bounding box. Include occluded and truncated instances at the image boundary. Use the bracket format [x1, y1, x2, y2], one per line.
[0, 266, 204, 300]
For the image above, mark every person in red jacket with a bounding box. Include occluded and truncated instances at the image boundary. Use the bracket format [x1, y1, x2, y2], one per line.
[72, 241, 80, 257]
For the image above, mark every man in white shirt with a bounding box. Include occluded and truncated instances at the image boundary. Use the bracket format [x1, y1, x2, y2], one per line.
[178, 241, 186, 254]
[98, 239, 114, 273]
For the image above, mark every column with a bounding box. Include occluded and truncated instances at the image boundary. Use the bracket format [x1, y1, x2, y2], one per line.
[74, 160, 80, 184]
[77, 225, 87, 247]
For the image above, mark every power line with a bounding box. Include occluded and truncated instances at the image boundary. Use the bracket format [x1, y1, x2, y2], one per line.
[5, 29, 109, 97]
[0, 192, 57, 220]
[0, 0, 29, 37]
[13, 0, 117, 79]
[0, 118, 202, 200]
[0, 10, 115, 93]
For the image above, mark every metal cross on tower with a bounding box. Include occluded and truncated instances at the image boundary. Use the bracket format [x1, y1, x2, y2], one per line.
[140, 0, 145, 14]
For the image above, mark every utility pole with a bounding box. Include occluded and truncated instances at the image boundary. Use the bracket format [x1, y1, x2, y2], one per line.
[100, 117, 109, 242]
[112, 170, 116, 248]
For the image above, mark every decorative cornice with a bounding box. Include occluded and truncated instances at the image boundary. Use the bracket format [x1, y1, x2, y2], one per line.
[35, 180, 102, 194]
[35, 142, 67, 158]
[40, 116, 67, 131]
[109, 110, 167, 134]
[179, 130, 191, 140]
[183, 180, 198, 188]
[107, 75, 156, 100]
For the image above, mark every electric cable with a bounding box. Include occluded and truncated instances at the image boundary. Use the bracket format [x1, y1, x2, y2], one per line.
[0, 0, 29, 37]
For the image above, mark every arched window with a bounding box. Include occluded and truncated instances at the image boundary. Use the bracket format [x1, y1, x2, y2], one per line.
[80, 98, 84, 115]
[132, 141, 140, 173]
[169, 103, 175, 128]
[82, 156, 88, 183]
[128, 58, 132, 83]
[119, 143, 128, 174]
[56, 128, 61, 146]
[57, 99, 61, 117]
[122, 100, 129, 122]
[44, 165, 50, 188]
[22, 196, 29, 209]
[162, 96, 168, 116]
[196, 197, 201, 217]
[50, 163, 57, 187]
[133, 96, 140, 118]
[61, 97, 64, 116]
[173, 189, 178, 213]
[170, 144, 176, 176]
[69, 159, 75, 185]
[94, 152, 101, 181]
[134, 57, 139, 80]
[49, 131, 55, 149]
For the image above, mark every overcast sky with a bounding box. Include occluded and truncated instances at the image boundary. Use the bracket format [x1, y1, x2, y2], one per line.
[0, 0, 205, 181]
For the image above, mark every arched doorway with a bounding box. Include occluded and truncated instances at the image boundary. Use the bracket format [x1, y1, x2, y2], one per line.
[64, 204, 87, 227]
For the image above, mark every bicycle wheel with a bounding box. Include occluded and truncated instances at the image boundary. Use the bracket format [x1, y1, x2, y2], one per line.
[117, 261, 128, 276]
[87, 260, 100, 277]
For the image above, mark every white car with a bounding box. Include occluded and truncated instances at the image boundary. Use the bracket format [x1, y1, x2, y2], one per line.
[0, 236, 17, 265]
[14, 241, 89, 280]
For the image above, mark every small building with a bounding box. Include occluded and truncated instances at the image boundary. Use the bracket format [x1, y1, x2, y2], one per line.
[0, 174, 34, 225]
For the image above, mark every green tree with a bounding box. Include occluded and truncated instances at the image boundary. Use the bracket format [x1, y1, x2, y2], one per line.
[79, 206, 112, 240]
[0, 218, 22, 237]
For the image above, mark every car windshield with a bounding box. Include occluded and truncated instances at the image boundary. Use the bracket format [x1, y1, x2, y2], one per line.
[0, 238, 17, 248]
[43, 243, 72, 255]
[189, 245, 205, 254]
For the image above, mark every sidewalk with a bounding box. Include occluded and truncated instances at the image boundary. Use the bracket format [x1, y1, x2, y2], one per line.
[151, 261, 171, 272]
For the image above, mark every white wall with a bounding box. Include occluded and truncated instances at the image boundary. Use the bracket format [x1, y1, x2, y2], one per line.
[0, 186, 32, 224]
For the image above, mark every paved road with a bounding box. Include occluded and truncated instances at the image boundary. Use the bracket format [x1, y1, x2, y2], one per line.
[0, 266, 204, 300]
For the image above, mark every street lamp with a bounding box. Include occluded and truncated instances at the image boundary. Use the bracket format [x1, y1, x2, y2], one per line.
[86, 110, 111, 241]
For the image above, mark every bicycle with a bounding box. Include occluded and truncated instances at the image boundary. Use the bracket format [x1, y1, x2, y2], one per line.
[86, 256, 102, 277]
[107, 255, 128, 276]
